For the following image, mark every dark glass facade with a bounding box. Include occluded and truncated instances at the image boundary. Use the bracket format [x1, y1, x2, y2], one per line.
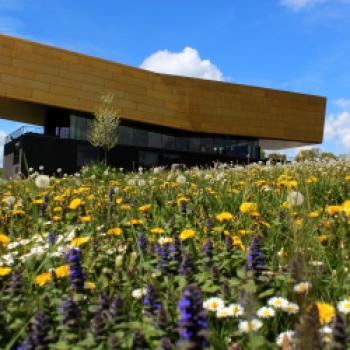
[65, 112, 259, 160]
[4, 107, 260, 177]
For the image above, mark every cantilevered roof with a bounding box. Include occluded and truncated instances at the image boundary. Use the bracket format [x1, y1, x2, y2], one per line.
[0, 34, 326, 143]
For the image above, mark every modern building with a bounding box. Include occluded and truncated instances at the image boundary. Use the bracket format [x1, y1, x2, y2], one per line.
[0, 34, 326, 177]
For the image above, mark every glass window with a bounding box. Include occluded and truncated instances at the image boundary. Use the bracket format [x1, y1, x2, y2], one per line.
[189, 137, 200, 152]
[163, 134, 175, 150]
[176, 136, 189, 152]
[133, 129, 148, 147]
[70, 114, 92, 141]
[200, 138, 213, 153]
[118, 126, 133, 145]
[148, 132, 162, 148]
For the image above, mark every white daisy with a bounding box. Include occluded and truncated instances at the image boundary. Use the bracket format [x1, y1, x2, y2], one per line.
[238, 319, 263, 333]
[281, 302, 299, 314]
[203, 297, 225, 312]
[276, 331, 295, 347]
[132, 288, 147, 299]
[293, 282, 311, 294]
[337, 299, 350, 314]
[268, 297, 289, 309]
[257, 306, 276, 319]
[227, 303, 244, 317]
[216, 307, 233, 319]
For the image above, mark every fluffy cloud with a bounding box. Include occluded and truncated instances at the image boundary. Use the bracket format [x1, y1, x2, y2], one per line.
[324, 111, 350, 150]
[140, 47, 224, 81]
[279, 0, 325, 10]
[0, 130, 7, 167]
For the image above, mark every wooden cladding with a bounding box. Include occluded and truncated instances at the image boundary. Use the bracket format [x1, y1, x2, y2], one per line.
[0, 34, 326, 143]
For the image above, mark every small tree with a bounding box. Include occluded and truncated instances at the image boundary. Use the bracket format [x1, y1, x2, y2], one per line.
[88, 94, 120, 165]
[295, 147, 321, 162]
[320, 152, 337, 161]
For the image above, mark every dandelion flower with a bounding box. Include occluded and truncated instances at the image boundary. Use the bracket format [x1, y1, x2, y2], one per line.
[35, 175, 50, 188]
[0, 267, 11, 277]
[0, 234, 10, 246]
[287, 191, 304, 207]
[71, 236, 90, 247]
[216, 212, 233, 222]
[316, 302, 335, 324]
[34, 272, 51, 286]
[179, 229, 195, 241]
[108, 228, 123, 236]
[69, 198, 83, 210]
[239, 202, 258, 214]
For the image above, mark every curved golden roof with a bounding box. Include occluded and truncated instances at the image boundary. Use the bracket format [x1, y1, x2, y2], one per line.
[0, 34, 326, 143]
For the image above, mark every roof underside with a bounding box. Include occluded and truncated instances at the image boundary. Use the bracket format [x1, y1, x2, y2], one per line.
[0, 34, 326, 143]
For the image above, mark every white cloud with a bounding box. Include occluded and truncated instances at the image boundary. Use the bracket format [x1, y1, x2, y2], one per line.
[335, 98, 350, 110]
[0, 130, 7, 167]
[279, 0, 325, 10]
[140, 47, 224, 81]
[324, 111, 350, 150]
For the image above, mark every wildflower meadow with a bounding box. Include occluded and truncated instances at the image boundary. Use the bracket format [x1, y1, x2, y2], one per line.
[1, 161, 350, 349]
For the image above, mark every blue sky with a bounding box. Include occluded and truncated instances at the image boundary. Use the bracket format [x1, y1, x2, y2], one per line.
[1, 0, 350, 160]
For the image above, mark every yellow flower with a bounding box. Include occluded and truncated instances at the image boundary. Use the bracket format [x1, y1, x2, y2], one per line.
[326, 205, 342, 216]
[116, 197, 123, 204]
[84, 281, 96, 290]
[71, 236, 90, 247]
[295, 219, 303, 226]
[216, 212, 233, 222]
[69, 198, 83, 210]
[52, 216, 61, 222]
[0, 234, 10, 246]
[55, 265, 70, 278]
[179, 229, 195, 241]
[150, 227, 165, 234]
[35, 272, 51, 287]
[80, 216, 92, 223]
[316, 302, 335, 325]
[308, 211, 320, 218]
[0, 266, 11, 277]
[239, 202, 258, 214]
[108, 228, 123, 236]
[138, 204, 152, 212]
[287, 180, 298, 188]
[120, 204, 132, 211]
[319, 235, 329, 245]
[345, 175, 350, 181]
[177, 196, 189, 206]
[129, 219, 144, 226]
[54, 195, 64, 202]
[306, 176, 317, 184]
[53, 206, 63, 213]
[33, 199, 43, 205]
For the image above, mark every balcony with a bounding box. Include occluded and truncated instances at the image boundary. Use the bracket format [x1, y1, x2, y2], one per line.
[5, 126, 44, 144]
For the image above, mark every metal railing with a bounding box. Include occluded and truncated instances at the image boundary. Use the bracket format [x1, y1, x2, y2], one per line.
[5, 126, 44, 144]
